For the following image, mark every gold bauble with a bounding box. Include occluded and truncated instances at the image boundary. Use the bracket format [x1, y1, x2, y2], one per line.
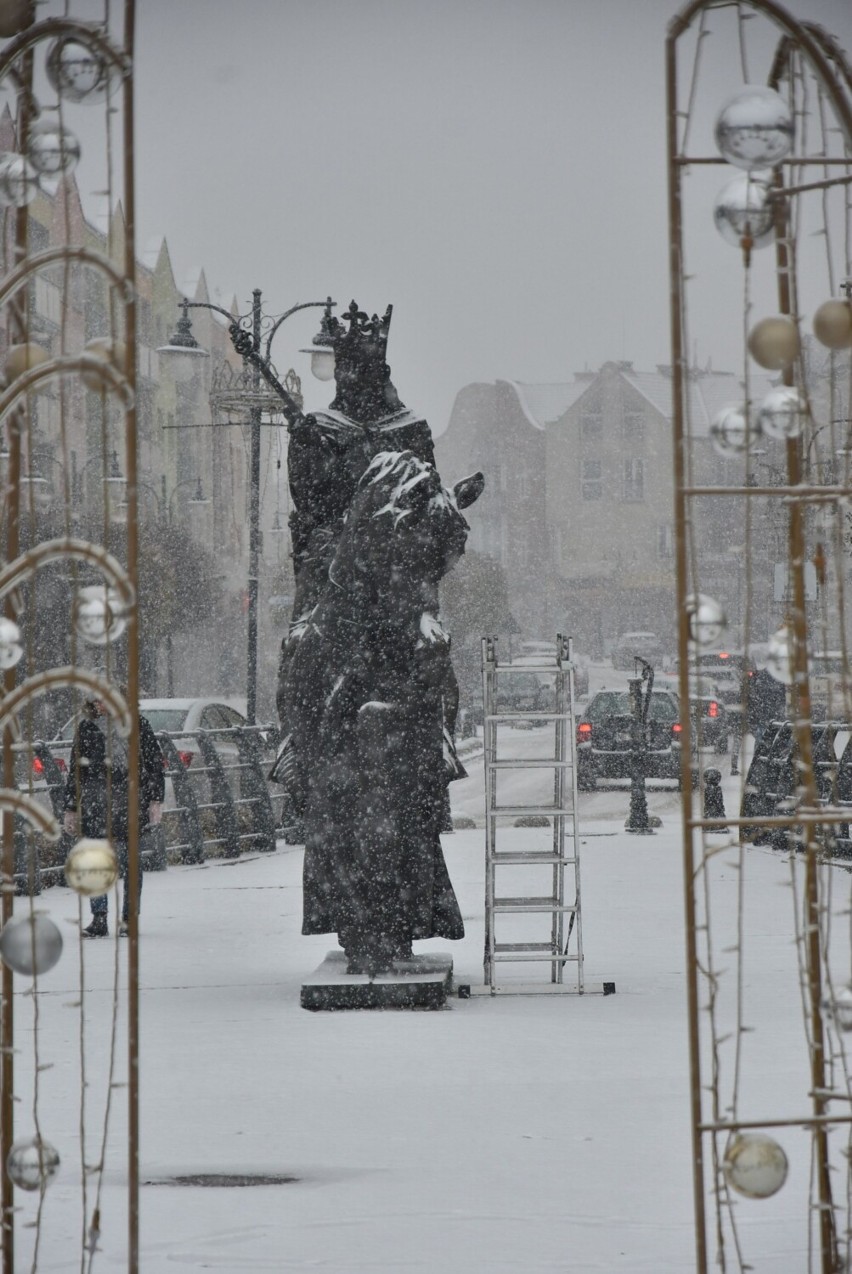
[64, 838, 118, 897]
[747, 316, 799, 370]
[813, 300, 852, 351]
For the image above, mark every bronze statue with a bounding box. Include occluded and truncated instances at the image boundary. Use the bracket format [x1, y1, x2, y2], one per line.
[268, 302, 483, 976]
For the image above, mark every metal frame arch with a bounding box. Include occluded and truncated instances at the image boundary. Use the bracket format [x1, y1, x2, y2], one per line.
[666, 4, 852, 1273]
[0, 246, 135, 313]
[0, 352, 135, 422]
[0, 668, 131, 740]
[0, 538, 134, 613]
[0, 790, 59, 842]
[0, 17, 131, 89]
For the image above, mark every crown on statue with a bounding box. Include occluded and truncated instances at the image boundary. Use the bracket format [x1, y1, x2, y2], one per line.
[331, 300, 393, 363]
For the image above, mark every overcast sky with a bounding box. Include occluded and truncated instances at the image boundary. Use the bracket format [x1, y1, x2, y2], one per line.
[75, 0, 852, 434]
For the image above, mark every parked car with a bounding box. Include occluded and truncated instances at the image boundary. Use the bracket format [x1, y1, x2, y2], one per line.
[740, 718, 852, 847]
[575, 687, 682, 789]
[690, 651, 756, 723]
[689, 677, 729, 753]
[513, 643, 589, 699]
[611, 631, 663, 671]
[51, 697, 275, 809]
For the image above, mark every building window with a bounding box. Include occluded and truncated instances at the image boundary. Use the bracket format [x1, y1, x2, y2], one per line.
[581, 411, 602, 441]
[623, 457, 644, 502]
[582, 459, 602, 501]
[657, 523, 673, 557]
[623, 412, 645, 446]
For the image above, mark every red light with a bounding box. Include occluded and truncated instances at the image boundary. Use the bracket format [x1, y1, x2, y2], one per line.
[719, 652, 730, 659]
[577, 722, 592, 741]
[55, 758, 66, 773]
[672, 722, 683, 735]
[32, 756, 44, 775]
[708, 701, 719, 718]
[177, 750, 194, 768]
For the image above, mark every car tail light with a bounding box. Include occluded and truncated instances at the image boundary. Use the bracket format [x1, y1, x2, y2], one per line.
[708, 700, 719, 718]
[672, 722, 683, 737]
[177, 750, 194, 768]
[55, 757, 66, 773]
[577, 722, 592, 742]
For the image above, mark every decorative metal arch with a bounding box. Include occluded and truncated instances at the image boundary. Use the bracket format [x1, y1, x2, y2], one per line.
[666, 3, 852, 1271]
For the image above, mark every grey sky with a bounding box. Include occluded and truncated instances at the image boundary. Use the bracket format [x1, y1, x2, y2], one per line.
[91, 1, 852, 433]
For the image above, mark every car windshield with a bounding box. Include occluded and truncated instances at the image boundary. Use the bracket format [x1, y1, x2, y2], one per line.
[143, 709, 189, 733]
[587, 692, 677, 722]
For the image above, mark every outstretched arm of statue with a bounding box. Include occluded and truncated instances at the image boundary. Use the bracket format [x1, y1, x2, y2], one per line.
[228, 323, 313, 433]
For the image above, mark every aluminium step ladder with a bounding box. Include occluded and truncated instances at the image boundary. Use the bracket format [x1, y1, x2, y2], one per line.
[480, 633, 585, 995]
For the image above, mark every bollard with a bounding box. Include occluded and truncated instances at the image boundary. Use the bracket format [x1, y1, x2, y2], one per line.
[703, 767, 728, 833]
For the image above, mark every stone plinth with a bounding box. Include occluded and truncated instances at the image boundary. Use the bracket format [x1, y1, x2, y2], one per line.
[300, 951, 454, 1011]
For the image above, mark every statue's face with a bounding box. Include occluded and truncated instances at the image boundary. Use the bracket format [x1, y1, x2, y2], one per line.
[332, 347, 388, 419]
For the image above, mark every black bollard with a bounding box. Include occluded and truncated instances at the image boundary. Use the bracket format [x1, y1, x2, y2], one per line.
[703, 767, 728, 833]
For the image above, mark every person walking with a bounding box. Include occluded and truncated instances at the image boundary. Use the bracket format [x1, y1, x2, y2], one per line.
[63, 693, 165, 937]
[747, 665, 788, 750]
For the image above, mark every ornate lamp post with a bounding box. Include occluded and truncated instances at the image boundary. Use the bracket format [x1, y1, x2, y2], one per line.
[159, 294, 333, 723]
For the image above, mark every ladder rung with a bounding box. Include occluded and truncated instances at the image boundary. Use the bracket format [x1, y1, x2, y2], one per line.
[494, 897, 578, 912]
[488, 806, 574, 816]
[489, 662, 568, 673]
[492, 949, 581, 962]
[487, 759, 574, 769]
[490, 853, 576, 864]
[486, 712, 572, 721]
[494, 942, 556, 952]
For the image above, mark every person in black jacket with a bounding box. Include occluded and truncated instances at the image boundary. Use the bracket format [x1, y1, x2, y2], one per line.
[63, 695, 165, 937]
[747, 666, 788, 747]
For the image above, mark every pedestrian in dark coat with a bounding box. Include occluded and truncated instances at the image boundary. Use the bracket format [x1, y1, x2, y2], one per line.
[747, 666, 788, 746]
[63, 696, 165, 937]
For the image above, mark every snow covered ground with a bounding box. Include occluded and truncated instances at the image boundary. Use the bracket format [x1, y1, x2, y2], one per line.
[5, 662, 845, 1271]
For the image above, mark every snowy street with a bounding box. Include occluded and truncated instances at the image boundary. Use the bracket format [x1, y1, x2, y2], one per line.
[7, 667, 826, 1272]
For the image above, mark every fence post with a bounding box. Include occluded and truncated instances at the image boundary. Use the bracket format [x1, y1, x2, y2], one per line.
[233, 727, 277, 852]
[195, 731, 240, 858]
[156, 734, 205, 864]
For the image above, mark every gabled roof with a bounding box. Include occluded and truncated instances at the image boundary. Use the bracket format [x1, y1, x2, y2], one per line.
[616, 365, 779, 437]
[506, 380, 589, 430]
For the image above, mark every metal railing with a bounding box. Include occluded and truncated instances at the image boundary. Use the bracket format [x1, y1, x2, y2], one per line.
[10, 723, 298, 892]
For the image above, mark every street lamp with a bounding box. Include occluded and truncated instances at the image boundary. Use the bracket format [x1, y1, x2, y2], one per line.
[158, 292, 334, 723]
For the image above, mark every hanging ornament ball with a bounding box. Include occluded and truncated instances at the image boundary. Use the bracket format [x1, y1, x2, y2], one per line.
[757, 386, 806, 441]
[829, 984, 852, 1032]
[0, 153, 40, 208]
[813, 300, 852, 351]
[766, 624, 793, 685]
[0, 616, 23, 670]
[710, 404, 755, 458]
[0, 913, 63, 977]
[81, 338, 127, 392]
[747, 316, 800, 370]
[64, 839, 118, 897]
[27, 123, 81, 178]
[73, 586, 128, 646]
[712, 171, 775, 250]
[686, 594, 727, 648]
[45, 37, 116, 105]
[722, 1133, 788, 1199]
[4, 341, 49, 383]
[0, 0, 34, 37]
[714, 85, 794, 171]
[6, 1136, 60, 1192]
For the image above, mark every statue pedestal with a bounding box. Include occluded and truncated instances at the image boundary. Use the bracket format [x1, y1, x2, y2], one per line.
[300, 950, 454, 1011]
